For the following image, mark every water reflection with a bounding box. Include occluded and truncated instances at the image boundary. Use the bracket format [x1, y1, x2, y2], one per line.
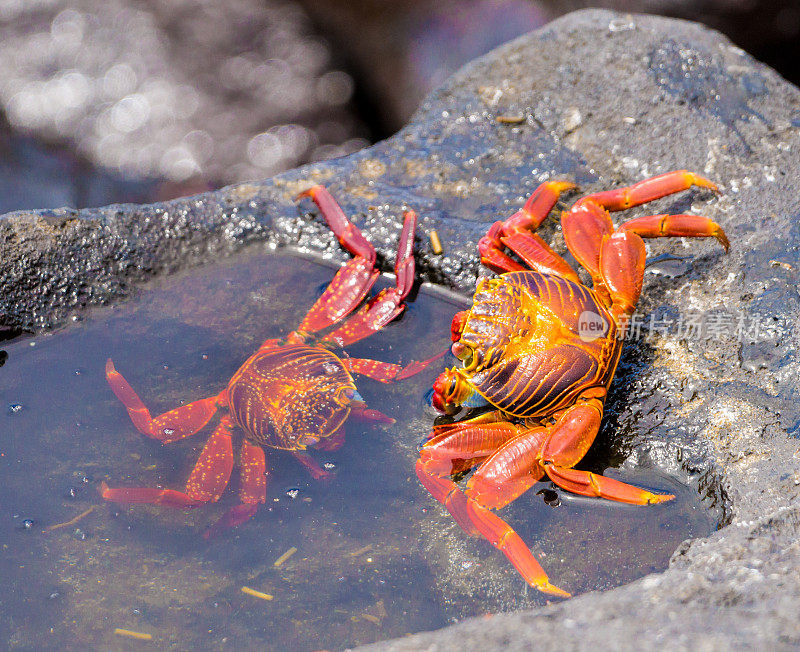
[0, 1, 367, 187]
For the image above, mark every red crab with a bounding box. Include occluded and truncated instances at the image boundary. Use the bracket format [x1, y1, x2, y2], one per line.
[101, 186, 441, 536]
[416, 171, 728, 596]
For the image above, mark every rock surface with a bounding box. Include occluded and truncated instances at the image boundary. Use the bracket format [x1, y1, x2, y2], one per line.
[2, 8, 800, 649]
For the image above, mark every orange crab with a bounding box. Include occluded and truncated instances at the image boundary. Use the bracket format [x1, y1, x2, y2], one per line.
[416, 171, 728, 596]
[101, 186, 441, 536]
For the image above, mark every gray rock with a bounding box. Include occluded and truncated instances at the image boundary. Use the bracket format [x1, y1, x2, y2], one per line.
[2, 8, 800, 649]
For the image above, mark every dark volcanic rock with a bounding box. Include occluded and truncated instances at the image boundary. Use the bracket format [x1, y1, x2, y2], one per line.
[2, 8, 800, 649]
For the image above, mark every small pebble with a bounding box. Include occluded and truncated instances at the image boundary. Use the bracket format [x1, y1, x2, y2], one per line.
[285, 487, 300, 499]
[608, 17, 635, 32]
[562, 107, 582, 133]
[495, 114, 525, 125]
[428, 230, 443, 255]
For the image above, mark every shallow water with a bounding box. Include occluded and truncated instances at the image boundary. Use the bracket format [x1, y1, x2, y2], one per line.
[1, 248, 715, 649]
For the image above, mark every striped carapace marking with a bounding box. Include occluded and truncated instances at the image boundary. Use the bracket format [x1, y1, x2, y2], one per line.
[457, 271, 620, 418]
[227, 344, 356, 450]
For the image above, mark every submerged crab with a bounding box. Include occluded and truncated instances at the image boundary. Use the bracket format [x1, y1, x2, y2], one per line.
[416, 171, 728, 596]
[101, 186, 441, 536]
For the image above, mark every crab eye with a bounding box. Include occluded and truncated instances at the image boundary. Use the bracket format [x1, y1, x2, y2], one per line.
[451, 341, 472, 363]
[335, 386, 355, 405]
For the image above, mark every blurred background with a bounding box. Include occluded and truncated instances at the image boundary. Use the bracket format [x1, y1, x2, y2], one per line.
[0, 0, 796, 213]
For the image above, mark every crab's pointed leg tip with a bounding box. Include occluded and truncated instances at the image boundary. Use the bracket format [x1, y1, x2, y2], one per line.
[99, 481, 110, 499]
[540, 582, 571, 599]
[553, 180, 577, 193]
[717, 231, 730, 252]
[696, 175, 719, 194]
[647, 492, 676, 505]
[295, 185, 321, 202]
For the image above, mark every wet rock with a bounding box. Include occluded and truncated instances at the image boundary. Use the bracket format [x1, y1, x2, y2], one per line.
[2, 8, 800, 649]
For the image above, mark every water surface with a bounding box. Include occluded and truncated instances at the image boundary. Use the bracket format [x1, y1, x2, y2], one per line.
[1, 248, 714, 649]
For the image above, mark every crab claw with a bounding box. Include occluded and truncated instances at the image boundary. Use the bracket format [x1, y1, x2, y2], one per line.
[451, 311, 469, 342]
[432, 371, 461, 415]
[431, 389, 448, 414]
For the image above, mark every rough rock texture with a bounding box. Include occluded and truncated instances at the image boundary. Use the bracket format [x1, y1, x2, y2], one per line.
[2, 9, 800, 649]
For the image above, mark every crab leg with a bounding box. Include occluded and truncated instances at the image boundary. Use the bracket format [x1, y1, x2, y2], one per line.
[463, 494, 570, 597]
[204, 440, 268, 538]
[416, 468, 482, 537]
[419, 420, 522, 476]
[561, 199, 614, 283]
[289, 186, 380, 340]
[239, 440, 267, 503]
[348, 405, 394, 425]
[577, 170, 717, 212]
[418, 432, 569, 595]
[598, 231, 647, 318]
[495, 230, 580, 282]
[426, 424, 550, 550]
[562, 171, 723, 292]
[101, 415, 235, 508]
[479, 180, 578, 278]
[416, 421, 541, 561]
[532, 396, 674, 504]
[418, 392, 674, 594]
[465, 427, 552, 508]
[454, 397, 604, 512]
[417, 439, 569, 597]
[342, 350, 447, 383]
[292, 450, 333, 480]
[597, 214, 725, 327]
[618, 213, 729, 251]
[314, 428, 347, 451]
[106, 359, 221, 443]
[322, 210, 419, 347]
[543, 465, 673, 504]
